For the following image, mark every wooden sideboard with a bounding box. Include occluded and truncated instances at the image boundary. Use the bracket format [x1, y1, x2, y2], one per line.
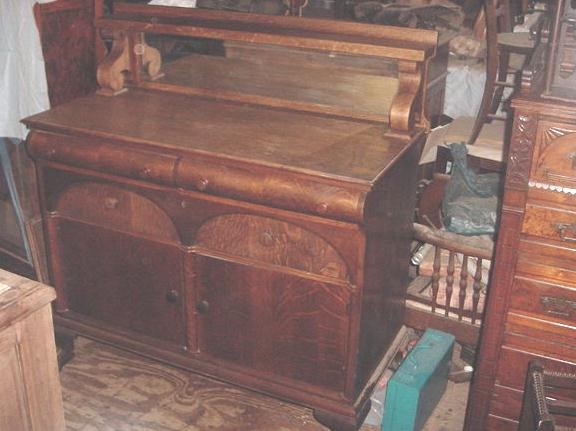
[466, 1, 576, 427]
[0, 269, 65, 431]
[23, 4, 440, 430]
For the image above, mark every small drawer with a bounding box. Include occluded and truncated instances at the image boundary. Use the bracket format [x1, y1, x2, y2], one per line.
[28, 131, 178, 186]
[522, 203, 576, 245]
[531, 129, 576, 192]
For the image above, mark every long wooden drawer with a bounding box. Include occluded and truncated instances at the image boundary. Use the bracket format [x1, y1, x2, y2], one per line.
[510, 275, 576, 326]
[517, 238, 576, 286]
[494, 343, 576, 390]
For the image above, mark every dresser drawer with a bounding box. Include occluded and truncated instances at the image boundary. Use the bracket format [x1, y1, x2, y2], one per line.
[517, 238, 576, 286]
[522, 202, 576, 245]
[495, 343, 576, 390]
[510, 275, 576, 326]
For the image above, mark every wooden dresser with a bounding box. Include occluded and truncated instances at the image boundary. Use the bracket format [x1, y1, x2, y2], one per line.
[466, 1, 576, 428]
[24, 4, 440, 430]
[0, 269, 65, 431]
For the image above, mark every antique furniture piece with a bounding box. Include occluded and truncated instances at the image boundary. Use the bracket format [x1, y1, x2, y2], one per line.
[404, 147, 502, 347]
[517, 360, 576, 431]
[405, 218, 492, 347]
[466, 0, 576, 428]
[0, 269, 65, 431]
[24, 3, 441, 430]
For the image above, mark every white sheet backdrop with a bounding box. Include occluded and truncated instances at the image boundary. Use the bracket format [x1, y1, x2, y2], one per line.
[1, 0, 55, 140]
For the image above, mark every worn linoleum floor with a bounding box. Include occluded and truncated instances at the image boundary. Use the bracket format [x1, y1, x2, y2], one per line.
[60, 337, 469, 431]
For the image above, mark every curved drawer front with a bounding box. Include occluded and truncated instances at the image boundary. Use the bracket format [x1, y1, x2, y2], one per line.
[176, 157, 368, 222]
[195, 214, 351, 281]
[52, 182, 181, 242]
[28, 131, 369, 222]
[27, 131, 178, 185]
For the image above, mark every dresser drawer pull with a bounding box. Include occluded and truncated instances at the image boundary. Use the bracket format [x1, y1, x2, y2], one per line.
[540, 295, 576, 318]
[557, 223, 576, 242]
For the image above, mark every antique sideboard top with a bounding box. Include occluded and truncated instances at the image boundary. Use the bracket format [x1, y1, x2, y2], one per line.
[23, 88, 412, 183]
[23, 4, 442, 223]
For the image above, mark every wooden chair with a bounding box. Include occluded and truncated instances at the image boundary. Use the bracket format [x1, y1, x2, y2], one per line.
[518, 361, 576, 431]
[467, 0, 544, 145]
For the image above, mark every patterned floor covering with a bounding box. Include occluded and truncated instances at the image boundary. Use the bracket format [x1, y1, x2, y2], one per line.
[60, 337, 468, 431]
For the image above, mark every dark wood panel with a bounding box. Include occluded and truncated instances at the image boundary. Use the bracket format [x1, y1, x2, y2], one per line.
[34, 0, 99, 106]
[194, 253, 352, 393]
[50, 218, 186, 347]
[510, 276, 576, 326]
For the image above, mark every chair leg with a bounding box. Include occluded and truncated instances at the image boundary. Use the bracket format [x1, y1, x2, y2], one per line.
[467, 45, 499, 145]
[490, 49, 511, 115]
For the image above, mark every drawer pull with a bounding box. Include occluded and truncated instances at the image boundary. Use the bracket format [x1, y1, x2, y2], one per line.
[196, 178, 209, 191]
[540, 295, 576, 318]
[557, 223, 576, 242]
[138, 167, 152, 178]
[196, 300, 210, 314]
[104, 197, 119, 209]
[165, 289, 180, 305]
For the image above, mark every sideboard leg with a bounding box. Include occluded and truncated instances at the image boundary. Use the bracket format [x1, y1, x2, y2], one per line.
[55, 328, 75, 370]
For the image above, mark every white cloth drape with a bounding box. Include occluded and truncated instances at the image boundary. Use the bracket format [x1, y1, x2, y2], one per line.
[443, 57, 486, 120]
[0, 0, 55, 140]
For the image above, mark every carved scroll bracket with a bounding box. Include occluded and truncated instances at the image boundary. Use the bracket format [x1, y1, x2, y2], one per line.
[388, 60, 423, 137]
[97, 30, 163, 96]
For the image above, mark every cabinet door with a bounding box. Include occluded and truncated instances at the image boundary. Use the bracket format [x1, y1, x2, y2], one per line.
[193, 253, 352, 392]
[47, 182, 186, 348]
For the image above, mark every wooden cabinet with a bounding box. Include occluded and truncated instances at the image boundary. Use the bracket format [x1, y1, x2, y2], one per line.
[24, 5, 440, 430]
[465, 3, 576, 424]
[467, 97, 576, 430]
[0, 269, 65, 431]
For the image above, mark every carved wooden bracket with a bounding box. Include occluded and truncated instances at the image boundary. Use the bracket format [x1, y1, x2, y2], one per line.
[97, 30, 163, 96]
[389, 60, 422, 136]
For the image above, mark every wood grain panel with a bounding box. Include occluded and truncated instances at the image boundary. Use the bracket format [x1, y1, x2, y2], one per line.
[196, 214, 349, 280]
[194, 253, 351, 392]
[35, 0, 99, 106]
[51, 218, 186, 347]
[54, 182, 180, 242]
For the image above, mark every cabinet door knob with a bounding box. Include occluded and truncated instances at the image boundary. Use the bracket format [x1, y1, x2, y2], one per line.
[165, 289, 180, 304]
[196, 300, 210, 314]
